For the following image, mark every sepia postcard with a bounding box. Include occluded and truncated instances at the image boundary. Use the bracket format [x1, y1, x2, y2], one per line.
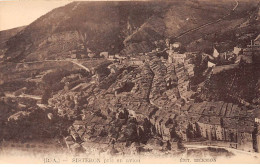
[0, 0, 260, 164]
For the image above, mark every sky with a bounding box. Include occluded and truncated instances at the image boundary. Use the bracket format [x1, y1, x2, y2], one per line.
[0, 0, 72, 31]
[0, 0, 162, 31]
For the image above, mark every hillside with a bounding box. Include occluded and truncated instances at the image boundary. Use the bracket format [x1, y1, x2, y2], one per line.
[0, 26, 25, 53]
[3, 1, 159, 61]
[2, 0, 258, 62]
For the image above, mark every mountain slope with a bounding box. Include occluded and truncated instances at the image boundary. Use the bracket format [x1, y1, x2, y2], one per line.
[2, 0, 259, 62]
[0, 26, 25, 56]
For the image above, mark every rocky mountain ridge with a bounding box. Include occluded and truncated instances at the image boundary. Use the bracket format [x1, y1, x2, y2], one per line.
[1, 0, 258, 62]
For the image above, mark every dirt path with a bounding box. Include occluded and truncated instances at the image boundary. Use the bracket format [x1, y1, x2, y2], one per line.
[14, 59, 91, 72]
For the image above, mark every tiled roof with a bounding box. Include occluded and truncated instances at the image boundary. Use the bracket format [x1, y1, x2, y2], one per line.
[225, 103, 233, 117]
[220, 103, 228, 117]
[253, 108, 260, 119]
[198, 116, 210, 124]
[222, 118, 238, 129]
[209, 116, 221, 125]
[181, 104, 191, 111]
[238, 120, 254, 133]
[73, 120, 87, 125]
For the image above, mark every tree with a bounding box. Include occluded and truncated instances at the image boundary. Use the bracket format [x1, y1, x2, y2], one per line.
[177, 140, 184, 150]
[41, 88, 52, 104]
[186, 123, 194, 140]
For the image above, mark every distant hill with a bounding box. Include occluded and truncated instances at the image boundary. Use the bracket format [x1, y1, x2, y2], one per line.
[186, 1, 260, 53]
[0, 26, 25, 49]
[2, 0, 259, 62]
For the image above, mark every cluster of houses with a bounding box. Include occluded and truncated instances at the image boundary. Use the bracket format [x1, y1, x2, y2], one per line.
[175, 61, 195, 102]
[165, 44, 196, 102]
[114, 64, 158, 116]
[148, 100, 260, 153]
[165, 63, 178, 90]
[64, 112, 111, 152]
[62, 96, 260, 153]
[63, 110, 113, 153]
[69, 44, 95, 59]
[49, 90, 90, 119]
[147, 56, 169, 108]
[101, 51, 146, 66]
[131, 64, 154, 101]
[139, 40, 260, 152]
[207, 35, 260, 69]
[60, 36, 260, 154]
[185, 101, 260, 152]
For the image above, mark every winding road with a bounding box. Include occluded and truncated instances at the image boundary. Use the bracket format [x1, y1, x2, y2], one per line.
[69, 60, 90, 72]
[232, 0, 239, 11]
[5, 92, 41, 100]
[15, 59, 91, 72]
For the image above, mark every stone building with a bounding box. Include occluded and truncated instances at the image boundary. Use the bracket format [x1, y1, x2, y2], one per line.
[151, 101, 260, 152]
